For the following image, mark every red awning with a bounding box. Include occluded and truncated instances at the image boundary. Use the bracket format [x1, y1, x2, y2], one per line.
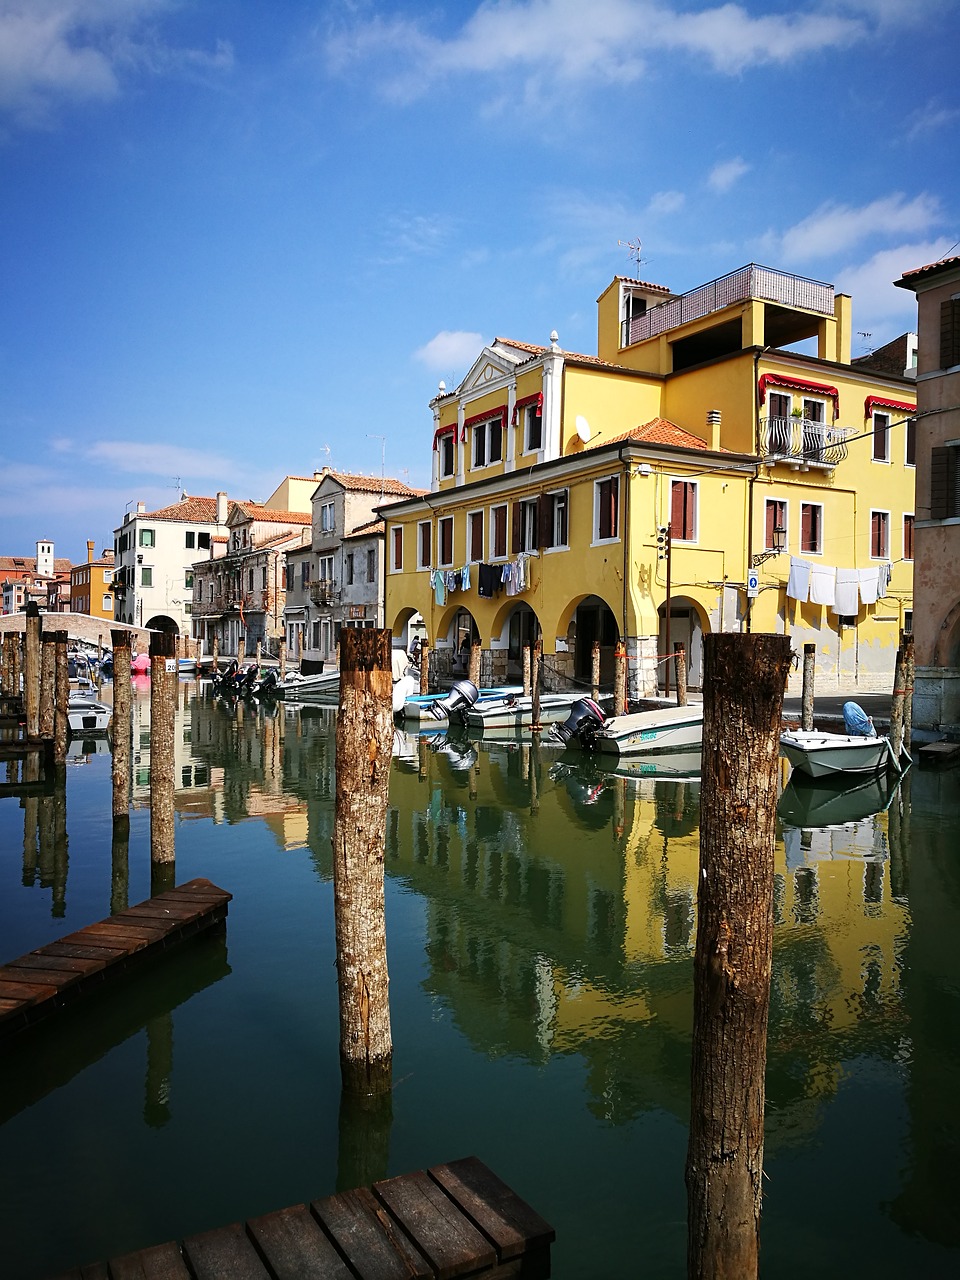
[864, 395, 915, 419]
[512, 392, 543, 425]
[758, 373, 840, 417]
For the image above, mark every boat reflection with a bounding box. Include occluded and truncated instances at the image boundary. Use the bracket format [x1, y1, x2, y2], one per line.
[778, 770, 900, 831]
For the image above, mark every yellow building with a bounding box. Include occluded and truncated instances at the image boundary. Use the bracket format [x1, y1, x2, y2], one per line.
[384, 263, 916, 695]
[70, 540, 116, 621]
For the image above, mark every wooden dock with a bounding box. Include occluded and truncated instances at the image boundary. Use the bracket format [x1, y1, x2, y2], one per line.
[0, 878, 231, 1042]
[49, 1156, 554, 1279]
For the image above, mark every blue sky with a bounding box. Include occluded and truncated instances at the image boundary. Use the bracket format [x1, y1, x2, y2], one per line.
[0, 0, 956, 563]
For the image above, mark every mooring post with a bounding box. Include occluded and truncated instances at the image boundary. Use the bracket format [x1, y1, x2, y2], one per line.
[39, 634, 56, 739]
[674, 642, 688, 707]
[53, 631, 69, 766]
[211, 633, 219, 678]
[0, 632, 11, 696]
[614, 641, 627, 717]
[686, 632, 792, 1280]
[591, 639, 601, 702]
[523, 644, 532, 697]
[279, 634, 287, 682]
[12, 632, 23, 703]
[255, 638, 262, 673]
[52, 771, 68, 917]
[336, 1088, 393, 1194]
[24, 603, 42, 739]
[890, 642, 906, 763]
[419, 639, 429, 695]
[529, 738, 540, 814]
[902, 632, 914, 756]
[333, 627, 394, 1096]
[801, 643, 816, 731]
[531, 639, 542, 732]
[149, 629, 178, 894]
[111, 630, 132, 833]
[469, 641, 481, 688]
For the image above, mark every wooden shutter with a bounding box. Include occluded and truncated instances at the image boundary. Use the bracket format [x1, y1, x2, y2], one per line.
[930, 445, 959, 520]
[537, 494, 552, 549]
[941, 299, 960, 370]
[511, 501, 522, 554]
[671, 481, 695, 540]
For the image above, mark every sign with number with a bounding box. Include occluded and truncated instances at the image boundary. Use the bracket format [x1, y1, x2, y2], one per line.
[747, 570, 760, 598]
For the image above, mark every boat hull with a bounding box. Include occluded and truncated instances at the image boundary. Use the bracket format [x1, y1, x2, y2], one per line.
[465, 694, 580, 732]
[67, 699, 111, 735]
[590, 705, 704, 757]
[401, 685, 524, 722]
[779, 730, 893, 779]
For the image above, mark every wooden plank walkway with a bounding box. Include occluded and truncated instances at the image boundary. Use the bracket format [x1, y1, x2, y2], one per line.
[49, 1156, 554, 1279]
[0, 878, 231, 1042]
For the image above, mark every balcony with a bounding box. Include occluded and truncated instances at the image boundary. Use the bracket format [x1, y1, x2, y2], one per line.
[309, 579, 339, 606]
[622, 264, 834, 348]
[758, 417, 853, 470]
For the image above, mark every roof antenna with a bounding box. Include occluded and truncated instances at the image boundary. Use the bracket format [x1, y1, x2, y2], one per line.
[618, 236, 646, 273]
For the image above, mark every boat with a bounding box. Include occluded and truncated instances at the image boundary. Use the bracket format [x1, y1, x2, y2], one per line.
[67, 695, 111, 736]
[779, 728, 904, 779]
[464, 691, 584, 733]
[402, 684, 524, 723]
[277, 669, 340, 702]
[777, 770, 899, 829]
[550, 696, 704, 757]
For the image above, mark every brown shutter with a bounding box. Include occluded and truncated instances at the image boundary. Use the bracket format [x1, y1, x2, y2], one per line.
[537, 494, 552, 549]
[941, 299, 960, 370]
[930, 446, 958, 520]
[512, 501, 522, 554]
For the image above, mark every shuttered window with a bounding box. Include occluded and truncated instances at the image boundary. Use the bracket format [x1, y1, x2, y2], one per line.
[870, 510, 889, 559]
[941, 298, 960, 370]
[438, 517, 453, 567]
[930, 445, 960, 519]
[903, 514, 914, 561]
[468, 511, 484, 561]
[491, 505, 507, 559]
[800, 502, 822, 554]
[671, 480, 697, 541]
[596, 477, 619, 541]
[765, 499, 787, 551]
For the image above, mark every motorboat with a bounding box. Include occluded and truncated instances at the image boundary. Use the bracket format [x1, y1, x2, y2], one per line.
[777, 771, 899, 829]
[403, 684, 524, 723]
[779, 729, 904, 779]
[277, 668, 340, 702]
[465, 691, 584, 733]
[550, 696, 704, 757]
[67, 694, 111, 736]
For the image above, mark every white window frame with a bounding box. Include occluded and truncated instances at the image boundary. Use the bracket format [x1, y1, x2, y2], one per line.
[523, 403, 543, 454]
[870, 509, 890, 560]
[472, 418, 503, 470]
[439, 432, 455, 479]
[517, 498, 538, 553]
[547, 489, 569, 551]
[417, 520, 432, 571]
[800, 501, 824, 556]
[670, 477, 699, 544]
[593, 475, 620, 546]
[318, 553, 335, 584]
[467, 509, 484, 562]
[871, 410, 891, 464]
[390, 526, 403, 573]
[764, 497, 788, 553]
[490, 504, 508, 560]
[319, 501, 335, 533]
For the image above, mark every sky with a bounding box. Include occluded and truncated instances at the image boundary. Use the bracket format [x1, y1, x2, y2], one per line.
[0, 0, 957, 564]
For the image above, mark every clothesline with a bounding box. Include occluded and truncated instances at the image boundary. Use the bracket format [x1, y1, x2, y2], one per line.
[785, 556, 893, 612]
[429, 553, 535, 606]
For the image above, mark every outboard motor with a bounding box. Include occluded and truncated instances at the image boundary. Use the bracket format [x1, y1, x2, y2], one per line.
[550, 697, 607, 747]
[239, 664, 260, 695]
[427, 679, 480, 722]
[255, 669, 280, 697]
[842, 701, 876, 737]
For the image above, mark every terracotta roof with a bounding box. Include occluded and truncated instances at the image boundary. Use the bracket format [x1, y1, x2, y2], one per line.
[323, 472, 425, 498]
[494, 336, 612, 367]
[591, 417, 712, 451]
[239, 507, 312, 525]
[143, 496, 221, 522]
[0, 556, 73, 574]
[346, 518, 386, 539]
[895, 255, 960, 286]
[613, 275, 673, 294]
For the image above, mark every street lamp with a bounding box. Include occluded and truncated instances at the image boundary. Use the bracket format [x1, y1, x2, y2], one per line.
[751, 523, 786, 569]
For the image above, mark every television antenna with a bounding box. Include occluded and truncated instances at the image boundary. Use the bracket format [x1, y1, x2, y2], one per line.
[618, 236, 646, 273]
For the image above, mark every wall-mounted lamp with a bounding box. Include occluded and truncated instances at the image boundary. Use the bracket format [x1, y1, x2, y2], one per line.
[751, 523, 786, 569]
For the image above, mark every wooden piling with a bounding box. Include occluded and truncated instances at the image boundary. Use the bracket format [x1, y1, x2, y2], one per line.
[52, 631, 69, 766]
[902, 632, 914, 755]
[279, 637, 287, 682]
[333, 628, 393, 1096]
[149, 629, 178, 893]
[211, 633, 219, 676]
[890, 643, 906, 763]
[469, 641, 481, 688]
[255, 639, 262, 672]
[614, 641, 627, 717]
[12, 632, 23, 702]
[419, 640, 429, 695]
[591, 639, 601, 702]
[523, 644, 532, 697]
[1, 632, 13, 696]
[111, 630, 132, 830]
[686, 633, 792, 1280]
[531, 639, 542, 732]
[801, 643, 816, 731]
[24, 603, 42, 738]
[39, 631, 56, 739]
[674, 642, 688, 707]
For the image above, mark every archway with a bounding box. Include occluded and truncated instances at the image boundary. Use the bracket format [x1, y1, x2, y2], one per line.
[145, 614, 179, 634]
[572, 596, 620, 686]
[490, 602, 541, 680]
[657, 597, 705, 692]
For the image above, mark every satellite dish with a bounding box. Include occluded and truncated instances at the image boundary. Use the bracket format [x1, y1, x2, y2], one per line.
[576, 415, 591, 442]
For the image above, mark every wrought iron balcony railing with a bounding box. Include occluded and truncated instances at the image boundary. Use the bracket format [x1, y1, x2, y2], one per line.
[758, 417, 852, 469]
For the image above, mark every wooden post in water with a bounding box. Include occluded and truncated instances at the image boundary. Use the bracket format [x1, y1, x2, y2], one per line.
[686, 633, 792, 1280]
[333, 628, 393, 1096]
[523, 644, 532, 697]
[531, 639, 542, 732]
[24, 603, 41, 739]
[111, 630, 132, 832]
[902, 632, 914, 756]
[212, 633, 219, 678]
[614, 641, 627, 717]
[674, 642, 688, 707]
[12, 632, 23, 702]
[53, 631, 69, 766]
[255, 638, 262, 673]
[279, 634, 287, 682]
[591, 639, 601, 702]
[149, 629, 178, 894]
[419, 640, 429, 695]
[39, 633, 55, 739]
[0, 632, 12, 696]
[890, 642, 906, 763]
[801, 643, 816, 731]
[469, 641, 481, 688]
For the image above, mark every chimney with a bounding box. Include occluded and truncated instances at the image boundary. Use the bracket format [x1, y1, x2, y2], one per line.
[86, 540, 95, 563]
[136, 501, 145, 514]
[216, 491, 228, 524]
[706, 409, 722, 450]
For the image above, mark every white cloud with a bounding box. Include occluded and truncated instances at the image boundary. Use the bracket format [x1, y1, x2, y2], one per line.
[86, 439, 240, 481]
[0, 0, 232, 130]
[836, 237, 956, 332]
[905, 99, 960, 141]
[707, 156, 749, 193]
[648, 190, 685, 216]
[779, 193, 943, 262]
[414, 330, 485, 371]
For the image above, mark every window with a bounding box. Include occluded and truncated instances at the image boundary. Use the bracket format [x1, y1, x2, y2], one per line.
[197, 581, 203, 602]
[872, 412, 890, 462]
[671, 479, 697, 542]
[931, 445, 960, 519]
[141, 566, 153, 586]
[248, 569, 254, 591]
[185, 531, 195, 549]
[802, 399, 826, 462]
[491, 504, 508, 559]
[261, 568, 267, 589]
[595, 477, 619, 542]
[345, 553, 354, 585]
[102, 569, 112, 583]
[367, 549, 376, 581]
[468, 511, 484, 562]
[102, 594, 112, 611]
[800, 502, 822, 554]
[319, 554, 334, 583]
[285, 563, 293, 589]
[417, 521, 431, 570]
[765, 498, 787, 551]
[139, 528, 155, 547]
[940, 297, 960, 370]
[904, 610, 913, 634]
[197, 532, 210, 550]
[905, 417, 916, 467]
[871, 510, 890, 559]
[549, 490, 568, 549]
[524, 403, 542, 453]
[439, 432, 455, 478]
[391, 526, 403, 572]
[320, 501, 335, 533]
[513, 498, 538, 553]
[184, 603, 192, 615]
[903, 514, 914, 561]
[185, 571, 194, 589]
[473, 418, 503, 469]
[438, 516, 454, 567]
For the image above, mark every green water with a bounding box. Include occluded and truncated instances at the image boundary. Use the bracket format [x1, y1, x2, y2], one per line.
[1, 689, 959, 1278]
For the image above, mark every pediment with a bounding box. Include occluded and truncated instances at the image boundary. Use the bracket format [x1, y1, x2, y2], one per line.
[459, 349, 517, 394]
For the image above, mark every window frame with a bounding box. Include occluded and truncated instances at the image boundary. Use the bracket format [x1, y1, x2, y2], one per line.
[472, 417, 503, 470]
[593, 475, 620, 545]
[490, 504, 508, 560]
[467, 509, 484, 562]
[438, 515, 454, 568]
[139, 528, 155, 548]
[524, 403, 543, 454]
[870, 509, 890, 560]
[548, 488, 569, 551]
[416, 521, 431, 571]
[439, 432, 455, 478]
[670, 478, 698, 543]
[390, 527, 403, 573]
[319, 501, 335, 533]
[872, 411, 891, 463]
[800, 501, 823, 555]
[903, 513, 914, 562]
[764, 497, 788, 553]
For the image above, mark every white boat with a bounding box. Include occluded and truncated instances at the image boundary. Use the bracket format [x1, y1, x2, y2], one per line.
[67, 695, 111, 736]
[779, 729, 906, 779]
[588, 703, 704, 757]
[465, 692, 582, 733]
[277, 669, 340, 702]
[401, 685, 524, 722]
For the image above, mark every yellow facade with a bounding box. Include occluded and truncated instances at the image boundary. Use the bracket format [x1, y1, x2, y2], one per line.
[385, 264, 916, 695]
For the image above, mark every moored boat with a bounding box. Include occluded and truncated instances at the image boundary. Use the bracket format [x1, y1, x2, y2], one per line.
[778, 728, 903, 779]
[277, 669, 340, 702]
[465, 691, 583, 733]
[67, 695, 111, 736]
[401, 684, 524, 723]
[550, 697, 704, 757]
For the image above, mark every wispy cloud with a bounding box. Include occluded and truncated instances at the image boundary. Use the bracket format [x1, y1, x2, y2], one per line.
[837, 238, 956, 330]
[320, 0, 908, 106]
[0, 0, 233, 131]
[779, 193, 943, 261]
[414, 330, 485, 373]
[707, 156, 749, 193]
[905, 98, 960, 142]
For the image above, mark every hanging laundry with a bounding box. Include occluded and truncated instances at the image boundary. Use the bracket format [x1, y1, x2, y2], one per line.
[432, 569, 446, 606]
[461, 562, 472, 591]
[478, 563, 498, 598]
[878, 562, 892, 596]
[786, 556, 811, 602]
[808, 563, 836, 607]
[833, 567, 859, 615]
[858, 566, 880, 605]
[502, 562, 517, 596]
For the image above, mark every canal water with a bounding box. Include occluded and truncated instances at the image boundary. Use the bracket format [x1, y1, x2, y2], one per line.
[1, 686, 959, 1279]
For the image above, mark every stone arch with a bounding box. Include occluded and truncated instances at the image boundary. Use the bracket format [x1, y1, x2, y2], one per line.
[488, 600, 543, 681]
[145, 614, 179, 634]
[933, 599, 960, 668]
[657, 595, 708, 691]
[387, 605, 426, 652]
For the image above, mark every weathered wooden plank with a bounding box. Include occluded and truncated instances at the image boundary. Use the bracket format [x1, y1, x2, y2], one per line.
[180, 1222, 271, 1279]
[40, 941, 133, 961]
[246, 1203, 355, 1280]
[429, 1158, 556, 1263]
[118, 902, 207, 923]
[312, 1186, 432, 1280]
[10, 952, 107, 977]
[107, 1241, 192, 1279]
[374, 1168, 496, 1279]
[0, 962, 89, 990]
[0, 975, 59, 1000]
